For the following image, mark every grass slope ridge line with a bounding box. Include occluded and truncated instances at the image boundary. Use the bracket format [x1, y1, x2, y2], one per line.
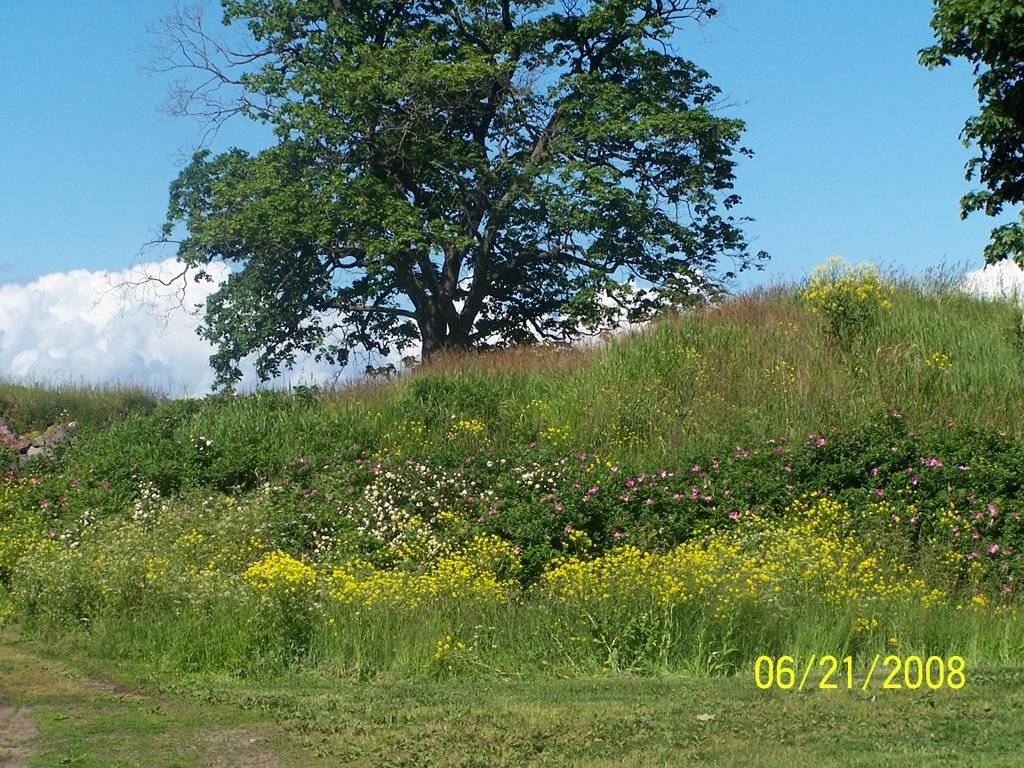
[0, 265, 1022, 681]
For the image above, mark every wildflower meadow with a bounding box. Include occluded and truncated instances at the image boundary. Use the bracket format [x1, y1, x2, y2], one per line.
[3, 263, 1024, 683]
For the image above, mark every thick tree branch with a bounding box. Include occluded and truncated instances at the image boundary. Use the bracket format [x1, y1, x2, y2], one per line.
[334, 302, 417, 319]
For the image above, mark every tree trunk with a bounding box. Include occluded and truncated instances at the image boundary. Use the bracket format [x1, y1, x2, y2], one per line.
[419, 309, 472, 361]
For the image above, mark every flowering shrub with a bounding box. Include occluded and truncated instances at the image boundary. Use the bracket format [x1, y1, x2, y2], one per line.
[327, 534, 522, 611]
[538, 496, 920, 620]
[0, 477, 49, 585]
[244, 550, 317, 594]
[799, 258, 893, 344]
[5, 399, 1024, 675]
[345, 460, 496, 564]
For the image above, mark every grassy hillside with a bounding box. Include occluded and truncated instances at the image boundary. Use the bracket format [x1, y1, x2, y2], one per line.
[2, 263, 1024, 682]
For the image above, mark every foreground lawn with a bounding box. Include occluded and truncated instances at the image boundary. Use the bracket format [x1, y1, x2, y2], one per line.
[0, 631, 322, 768]
[3, 630, 1022, 767]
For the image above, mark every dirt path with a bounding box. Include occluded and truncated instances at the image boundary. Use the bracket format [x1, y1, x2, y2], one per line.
[0, 701, 38, 768]
[0, 639, 319, 768]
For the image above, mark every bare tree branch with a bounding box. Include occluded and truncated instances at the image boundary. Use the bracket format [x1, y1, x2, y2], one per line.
[146, 1, 276, 147]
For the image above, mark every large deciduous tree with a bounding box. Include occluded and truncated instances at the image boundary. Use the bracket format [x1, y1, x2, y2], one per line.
[920, 0, 1024, 265]
[158, 0, 765, 387]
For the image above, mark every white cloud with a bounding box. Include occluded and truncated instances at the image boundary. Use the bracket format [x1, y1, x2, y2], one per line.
[0, 259, 362, 397]
[0, 261, 705, 395]
[961, 259, 1024, 302]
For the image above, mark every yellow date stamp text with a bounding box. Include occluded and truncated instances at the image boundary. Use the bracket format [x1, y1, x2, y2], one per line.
[754, 654, 966, 691]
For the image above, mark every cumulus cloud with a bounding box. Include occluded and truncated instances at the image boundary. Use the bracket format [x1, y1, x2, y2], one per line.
[0, 259, 358, 396]
[961, 259, 1024, 302]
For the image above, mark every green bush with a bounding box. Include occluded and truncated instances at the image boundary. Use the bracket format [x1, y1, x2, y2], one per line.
[798, 257, 894, 346]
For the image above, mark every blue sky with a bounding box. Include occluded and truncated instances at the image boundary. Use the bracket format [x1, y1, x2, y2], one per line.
[1, 1, 1022, 394]
[1, 0, 1013, 287]
[692, 0, 1016, 286]
[0, 1, 269, 283]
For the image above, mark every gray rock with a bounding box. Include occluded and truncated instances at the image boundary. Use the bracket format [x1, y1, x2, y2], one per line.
[18, 448, 43, 467]
[44, 425, 71, 445]
[3, 420, 74, 472]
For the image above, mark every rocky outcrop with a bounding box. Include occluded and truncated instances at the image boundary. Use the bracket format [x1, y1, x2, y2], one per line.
[1, 418, 75, 471]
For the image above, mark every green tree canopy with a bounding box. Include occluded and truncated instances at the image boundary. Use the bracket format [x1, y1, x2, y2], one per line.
[920, 0, 1024, 265]
[159, 0, 765, 387]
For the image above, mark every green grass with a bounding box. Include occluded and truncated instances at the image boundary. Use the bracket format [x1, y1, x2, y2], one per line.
[3, 267, 1024, 763]
[196, 670, 1024, 767]
[0, 379, 161, 436]
[3, 629, 1022, 767]
[0, 629, 328, 768]
[0, 280, 1019, 485]
[6, 275, 1024, 469]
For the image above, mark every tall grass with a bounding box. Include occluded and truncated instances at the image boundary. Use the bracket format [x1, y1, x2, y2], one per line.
[0, 378, 162, 434]
[8, 273, 1021, 471]
[4, 270, 1024, 681]
[384, 279, 1024, 464]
